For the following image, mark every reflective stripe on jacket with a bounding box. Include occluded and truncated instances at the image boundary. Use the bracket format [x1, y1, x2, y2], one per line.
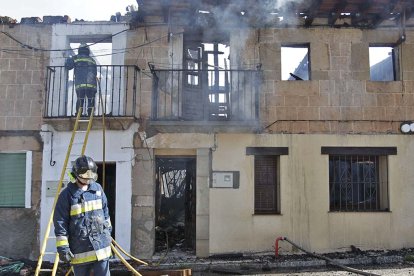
[53, 181, 112, 265]
[65, 54, 97, 90]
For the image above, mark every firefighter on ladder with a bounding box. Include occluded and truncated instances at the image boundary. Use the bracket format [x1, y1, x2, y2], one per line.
[53, 155, 112, 275]
[65, 43, 98, 116]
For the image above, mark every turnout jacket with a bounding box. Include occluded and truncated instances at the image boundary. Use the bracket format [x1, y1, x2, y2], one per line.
[65, 54, 97, 90]
[53, 181, 112, 265]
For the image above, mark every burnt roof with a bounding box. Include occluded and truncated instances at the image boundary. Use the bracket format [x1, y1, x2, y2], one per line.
[137, 0, 414, 29]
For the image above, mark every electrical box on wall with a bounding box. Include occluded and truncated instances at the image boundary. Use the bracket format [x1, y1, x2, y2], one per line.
[46, 181, 66, 197]
[211, 171, 239, 188]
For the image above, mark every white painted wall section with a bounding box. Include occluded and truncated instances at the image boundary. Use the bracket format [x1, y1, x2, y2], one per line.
[40, 123, 138, 260]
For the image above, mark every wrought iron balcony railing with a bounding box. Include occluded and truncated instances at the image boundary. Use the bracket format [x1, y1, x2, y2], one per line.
[44, 65, 139, 118]
[150, 68, 262, 121]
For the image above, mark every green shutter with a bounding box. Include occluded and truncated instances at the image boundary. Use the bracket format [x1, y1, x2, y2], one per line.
[0, 153, 26, 207]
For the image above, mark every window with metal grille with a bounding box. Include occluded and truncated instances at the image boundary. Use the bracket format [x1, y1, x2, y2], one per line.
[254, 155, 279, 214]
[329, 155, 389, 212]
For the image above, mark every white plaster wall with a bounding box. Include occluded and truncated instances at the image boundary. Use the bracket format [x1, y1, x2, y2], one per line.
[209, 133, 414, 255]
[40, 123, 138, 260]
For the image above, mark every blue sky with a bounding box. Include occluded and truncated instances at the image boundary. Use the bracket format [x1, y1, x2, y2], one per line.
[2, 0, 137, 22]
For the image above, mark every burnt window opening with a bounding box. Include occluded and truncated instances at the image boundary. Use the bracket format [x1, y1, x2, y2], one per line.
[185, 45, 202, 86]
[183, 32, 231, 120]
[184, 42, 230, 87]
[369, 45, 399, 81]
[328, 154, 389, 212]
[281, 44, 310, 81]
[254, 155, 280, 214]
[155, 157, 196, 254]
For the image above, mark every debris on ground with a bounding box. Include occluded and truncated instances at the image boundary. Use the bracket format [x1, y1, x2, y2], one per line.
[0, 256, 30, 276]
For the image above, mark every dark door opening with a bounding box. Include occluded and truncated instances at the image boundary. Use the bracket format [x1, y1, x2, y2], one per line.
[155, 157, 196, 254]
[97, 162, 116, 238]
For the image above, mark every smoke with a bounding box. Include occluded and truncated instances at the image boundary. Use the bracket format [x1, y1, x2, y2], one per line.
[260, 0, 307, 25]
[176, 0, 307, 69]
[190, 0, 306, 37]
[263, 0, 305, 11]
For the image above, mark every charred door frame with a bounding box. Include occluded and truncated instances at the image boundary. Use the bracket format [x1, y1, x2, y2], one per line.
[182, 40, 207, 120]
[96, 162, 116, 238]
[155, 156, 197, 253]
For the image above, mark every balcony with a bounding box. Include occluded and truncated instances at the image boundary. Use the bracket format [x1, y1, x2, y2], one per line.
[44, 65, 140, 121]
[150, 67, 262, 132]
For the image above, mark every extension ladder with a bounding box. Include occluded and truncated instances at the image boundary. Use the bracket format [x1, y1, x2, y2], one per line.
[35, 108, 94, 276]
[35, 84, 148, 275]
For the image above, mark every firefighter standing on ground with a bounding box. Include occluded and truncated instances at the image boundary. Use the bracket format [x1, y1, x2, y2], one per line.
[65, 44, 98, 116]
[53, 155, 112, 275]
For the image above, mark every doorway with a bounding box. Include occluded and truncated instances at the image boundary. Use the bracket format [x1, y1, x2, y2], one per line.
[155, 157, 196, 254]
[183, 31, 231, 120]
[97, 162, 116, 238]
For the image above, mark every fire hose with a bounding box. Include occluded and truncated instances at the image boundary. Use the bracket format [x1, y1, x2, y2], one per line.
[275, 237, 380, 276]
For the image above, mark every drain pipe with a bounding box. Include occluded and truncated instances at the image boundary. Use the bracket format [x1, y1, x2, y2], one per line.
[275, 237, 380, 276]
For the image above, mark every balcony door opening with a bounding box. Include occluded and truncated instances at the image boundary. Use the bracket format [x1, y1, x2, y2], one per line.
[183, 32, 230, 120]
[155, 157, 196, 255]
[66, 39, 113, 116]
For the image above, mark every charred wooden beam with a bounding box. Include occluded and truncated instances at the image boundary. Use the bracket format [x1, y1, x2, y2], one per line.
[304, 0, 323, 27]
[370, 0, 399, 27]
[393, 1, 414, 25]
[351, 0, 375, 27]
[328, 1, 348, 26]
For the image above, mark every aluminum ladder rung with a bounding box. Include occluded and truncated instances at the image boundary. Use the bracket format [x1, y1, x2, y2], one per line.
[39, 268, 54, 272]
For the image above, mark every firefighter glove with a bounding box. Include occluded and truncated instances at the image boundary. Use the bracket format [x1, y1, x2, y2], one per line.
[59, 250, 74, 263]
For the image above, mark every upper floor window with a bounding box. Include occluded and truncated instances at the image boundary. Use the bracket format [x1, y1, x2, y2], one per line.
[0, 152, 32, 208]
[322, 147, 395, 212]
[281, 44, 310, 81]
[182, 32, 232, 120]
[369, 45, 399, 81]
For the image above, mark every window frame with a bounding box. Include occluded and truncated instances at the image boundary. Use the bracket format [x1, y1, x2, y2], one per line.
[281, 43, 311, 81]
[369, 44, 400, 81]
[0, 151, 32, 208]
[247, 147, 288, 215]
[322, 147, 395, 212]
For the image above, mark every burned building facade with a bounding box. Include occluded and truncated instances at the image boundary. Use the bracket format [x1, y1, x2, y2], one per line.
[1, 0, 414, 260]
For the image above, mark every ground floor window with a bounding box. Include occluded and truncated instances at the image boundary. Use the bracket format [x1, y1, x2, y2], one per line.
[247, 147, 288, 215]
[0, 152, 32, 208]
[254, 155, 279, 214]
[322, 147, 395, 212]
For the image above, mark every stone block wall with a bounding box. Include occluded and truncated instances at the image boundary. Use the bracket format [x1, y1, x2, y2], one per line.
[0, 133, 43, 259]
[257, 28, 414, 134]
[125, 24, 173, 118]
[0, 24, 51, 130]
[125, 24, 414, 135]
[0, 23, 50, 259]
